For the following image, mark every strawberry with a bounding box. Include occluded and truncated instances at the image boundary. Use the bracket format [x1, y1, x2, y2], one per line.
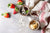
[18, 0, 22, 1]
[13, 7, 19, 14]
[8, 4, 15, 8]
[17, 0, 23, 5]
[1, 12, 10, 18]
[13, 10, 18, 14]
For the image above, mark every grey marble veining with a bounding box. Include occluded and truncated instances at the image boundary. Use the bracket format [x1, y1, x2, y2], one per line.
[0, 0, 41, 33]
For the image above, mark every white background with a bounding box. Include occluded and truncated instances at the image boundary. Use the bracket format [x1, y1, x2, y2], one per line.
[0, 0, 41, 33]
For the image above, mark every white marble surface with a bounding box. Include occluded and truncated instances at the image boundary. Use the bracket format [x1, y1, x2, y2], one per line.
[0, 0, 41, 33]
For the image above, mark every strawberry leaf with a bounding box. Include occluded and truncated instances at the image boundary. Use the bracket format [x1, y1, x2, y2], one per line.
[8, 4, 11, 7]
[1, 13, 4, 16]
[15, 7, 19, 11]
[17, 2, 23, 5]
[4, 13, 7, 16]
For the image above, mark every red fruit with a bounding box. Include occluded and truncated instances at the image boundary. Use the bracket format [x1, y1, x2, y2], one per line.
[8, 4, 15, 8]
[10, 4, 15, 8]
[4, 13, 10, 18]
[13, 10, 18, 14]
[17, 1, 22, 2]
[17, 0, 23, 5]
[18, 0, 22, 1]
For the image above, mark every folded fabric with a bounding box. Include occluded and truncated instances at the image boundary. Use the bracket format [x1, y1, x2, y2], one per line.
[39, 12, 50, 33]
[31, 1, 50, 33]
[25, 0, 40, 8]
[31, 1, 50, 12]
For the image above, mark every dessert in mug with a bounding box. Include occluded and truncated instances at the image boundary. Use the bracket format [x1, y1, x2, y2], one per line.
[19, 5, 29, 16]
[29, 20, 40, 30]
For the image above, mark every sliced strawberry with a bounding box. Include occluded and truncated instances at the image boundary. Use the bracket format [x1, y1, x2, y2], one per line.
[8, 4, 15, 8]
[17, 1, 22, 2]
[1, 12, 10, 18]
[4, 13, 9, 18]
[18, 0, 22, 1]
[10, 4, 15, 8]
[17, 0, 23, 5]
[4, 13, 10, 18]
[15, 7, 19, 11]
[13, 10, 18, 14]
[13, 7, 19, 14]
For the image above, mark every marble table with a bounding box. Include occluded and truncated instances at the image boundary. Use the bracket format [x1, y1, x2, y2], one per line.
[0, 0, 41, 33]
